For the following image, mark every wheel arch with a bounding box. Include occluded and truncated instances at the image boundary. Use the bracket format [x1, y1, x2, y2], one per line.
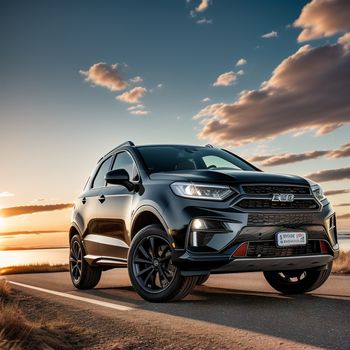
[131, 206, 168, 240]
[69, 223, 82, 242]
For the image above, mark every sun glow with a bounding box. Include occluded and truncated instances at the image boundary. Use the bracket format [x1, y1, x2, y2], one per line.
[0, 216, 6, 230]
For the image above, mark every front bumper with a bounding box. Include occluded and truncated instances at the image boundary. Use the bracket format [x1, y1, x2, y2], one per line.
[170, 202, 339, 275]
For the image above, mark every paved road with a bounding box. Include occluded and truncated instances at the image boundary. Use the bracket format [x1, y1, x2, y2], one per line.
[5, 270, 350, 349]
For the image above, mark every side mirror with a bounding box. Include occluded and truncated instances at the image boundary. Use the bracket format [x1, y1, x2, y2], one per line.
[105, 169, 134, 191]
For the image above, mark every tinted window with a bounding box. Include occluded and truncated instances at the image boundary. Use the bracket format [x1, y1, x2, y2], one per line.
[92, 157, 112, 188]
[137, 146, 256, 173]
[112, 151, 139, 181]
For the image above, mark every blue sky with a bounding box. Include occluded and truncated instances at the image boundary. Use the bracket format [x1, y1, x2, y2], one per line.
[0, 0, 349, 231]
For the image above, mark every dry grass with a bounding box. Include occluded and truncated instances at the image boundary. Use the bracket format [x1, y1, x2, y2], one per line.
[0, 280, 11, 301]
[0, 263, 69, 276]
[332, 250, 350, 274]
[0, 281, 88, 349]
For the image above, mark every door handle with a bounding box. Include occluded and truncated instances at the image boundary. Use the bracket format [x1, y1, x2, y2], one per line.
[82, 197, 87, 204]
[98, 195, 105, 203]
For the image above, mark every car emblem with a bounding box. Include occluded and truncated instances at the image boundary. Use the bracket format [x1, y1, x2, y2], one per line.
[272, 193, 295, 202]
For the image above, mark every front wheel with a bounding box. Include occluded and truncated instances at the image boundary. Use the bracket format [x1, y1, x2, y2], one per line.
[128, 224, 198, 302]
[263, 262, 333, 294]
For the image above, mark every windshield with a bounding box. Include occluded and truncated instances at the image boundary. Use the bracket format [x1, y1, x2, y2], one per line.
[136, 145, 257, 174]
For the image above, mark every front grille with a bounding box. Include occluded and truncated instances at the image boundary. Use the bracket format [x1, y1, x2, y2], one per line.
[248, 213, 315, 226]
[237, 198, 319, 210]
[242, 185, 310, 195]
[247, 240, 321, 257]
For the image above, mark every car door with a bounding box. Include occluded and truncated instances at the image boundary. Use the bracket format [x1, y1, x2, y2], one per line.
[93, 151, 139, 260]
[82, 156, 115, 258]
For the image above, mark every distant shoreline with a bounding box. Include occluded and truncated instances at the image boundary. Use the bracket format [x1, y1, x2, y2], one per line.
[0, 246, 69, 251]
[0, 230, 66, 236]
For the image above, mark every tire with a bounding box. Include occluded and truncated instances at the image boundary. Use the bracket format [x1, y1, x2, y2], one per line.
[70, 234, 102, 289]
[263, 262, 333, 294]
[128, 224, 198, 302]
[196, 274, 210, 285]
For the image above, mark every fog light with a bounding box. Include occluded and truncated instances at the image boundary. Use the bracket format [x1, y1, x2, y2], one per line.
[188, 219, 243, 252]
[192, 218, 207, 230]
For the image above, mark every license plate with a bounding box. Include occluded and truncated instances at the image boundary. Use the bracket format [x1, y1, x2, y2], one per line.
[276, 232, 307, 247]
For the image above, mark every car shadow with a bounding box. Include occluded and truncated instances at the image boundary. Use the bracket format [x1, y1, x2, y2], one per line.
[81, 283, 350, 349]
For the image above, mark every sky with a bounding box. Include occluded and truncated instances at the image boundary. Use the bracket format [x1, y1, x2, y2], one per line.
[0, 0, 349, 233]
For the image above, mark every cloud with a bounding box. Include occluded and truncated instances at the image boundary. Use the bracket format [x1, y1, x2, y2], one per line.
[194, 39, 350, 146]
[294, 0, 350, 42]
[306, 167, 350, 182]
[79, 62, 127, 92]
[0, 204, 73, 218]
[338, 213, 350, 219]
[325, 189, 350, 196]
[126, 104, 149, 115]
[236, 58, 247, 66]
[213, 71, 240, 86]
[250, 151, 328, 166]
[334, 203, 350, 207]
[250, 143, 350, 167]
[202, 97, 211, 102]
[261, 31, 278, 38]
[0, 192, 14, 198]
[327, 143, 350, 158]
[128, 109, 149, 115]
[196, 0, 210, 12]
[116, 87, 147, 104]
[157, 83, 163, 88]
[130, 76, 143, 84]
[196, 17, 212, 24]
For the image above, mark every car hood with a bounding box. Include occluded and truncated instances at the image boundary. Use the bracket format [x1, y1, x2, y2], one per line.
[149, 169, 310, 186]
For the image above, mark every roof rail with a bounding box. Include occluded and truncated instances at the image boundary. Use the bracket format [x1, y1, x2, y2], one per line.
[205, 144, 214, 148]
[101, 141, 135, 160]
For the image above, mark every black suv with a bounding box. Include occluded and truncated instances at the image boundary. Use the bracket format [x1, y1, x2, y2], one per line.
[69, 142, 338, 302]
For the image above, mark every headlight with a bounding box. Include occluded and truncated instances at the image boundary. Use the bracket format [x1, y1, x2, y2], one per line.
[311, 184, 326, 201]
[170, 182, 234, 201]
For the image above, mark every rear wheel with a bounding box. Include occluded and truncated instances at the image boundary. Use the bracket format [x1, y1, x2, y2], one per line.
[70, 234, 102, 289]
[128, 225, 198, 302]
[263, 262, 332, 294]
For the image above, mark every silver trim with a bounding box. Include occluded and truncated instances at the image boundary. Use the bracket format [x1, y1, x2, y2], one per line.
[213, 254, 333, 273]
[84, 234, 129, 248]
[84, 254, 127, 266]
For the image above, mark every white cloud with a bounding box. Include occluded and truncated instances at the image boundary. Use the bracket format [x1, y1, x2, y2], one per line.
[128, 109, 149, 115]
[126, 104, 148, 115]
[196, 0, 210, 12]
[213, 71, 239, 87]
[236, 58, 247, 66]
[116, 87, 147, 104]
[157, 83, 163, 88]
[79, 62, 127, 92]
[261, 31, 278, 39]
[202, 97, 211, 102]
[130, 76, 143, 83]
[196, 18, 212, 24]
[294, 0, 350, 42]
[194, 39, 350, 146]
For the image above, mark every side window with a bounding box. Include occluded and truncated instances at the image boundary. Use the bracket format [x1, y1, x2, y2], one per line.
[112, 152, 139, 181]
[92, 157, 112, 188]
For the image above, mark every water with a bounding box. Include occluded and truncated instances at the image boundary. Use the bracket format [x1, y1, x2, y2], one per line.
[0, 248, 69, 268]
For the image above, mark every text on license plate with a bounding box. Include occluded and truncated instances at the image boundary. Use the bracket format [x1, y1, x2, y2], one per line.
[276, 232, 307, 247]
